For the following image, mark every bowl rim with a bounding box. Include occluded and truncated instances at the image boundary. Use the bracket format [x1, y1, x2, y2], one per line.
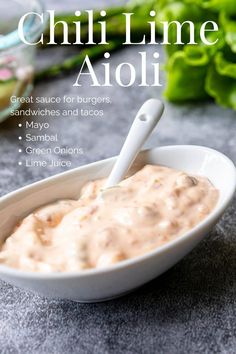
[0, 144, 235, 279]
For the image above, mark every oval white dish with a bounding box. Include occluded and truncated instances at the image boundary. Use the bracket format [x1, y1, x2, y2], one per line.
[0, 145, 235, 302]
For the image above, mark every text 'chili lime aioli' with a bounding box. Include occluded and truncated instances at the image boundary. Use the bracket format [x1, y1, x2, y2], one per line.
[0, 165, 219, 272]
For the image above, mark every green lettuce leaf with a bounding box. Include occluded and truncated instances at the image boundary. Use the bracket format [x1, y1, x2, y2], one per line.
[206, 61, 236, 109]
[185, 0, 236, 15]
[131, 0, 236, 110]
[215, 50, 236, 78]
[165, 47, 209, 101]
[220, 12, 236, 52]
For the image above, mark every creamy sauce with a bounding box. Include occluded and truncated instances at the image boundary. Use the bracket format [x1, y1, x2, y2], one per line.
[0, 165, 219, 272]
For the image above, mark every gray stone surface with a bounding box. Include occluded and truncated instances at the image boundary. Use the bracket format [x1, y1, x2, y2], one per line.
[0, 0, 235, 353]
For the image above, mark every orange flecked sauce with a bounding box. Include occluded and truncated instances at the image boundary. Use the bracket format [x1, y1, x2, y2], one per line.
[0, 165, 219, 272]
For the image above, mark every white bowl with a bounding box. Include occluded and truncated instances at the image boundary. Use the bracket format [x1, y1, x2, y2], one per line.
[0, 145, 235, 302]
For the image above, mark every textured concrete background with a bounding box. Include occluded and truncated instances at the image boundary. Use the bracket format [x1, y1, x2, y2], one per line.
[0, 1, 235, 353]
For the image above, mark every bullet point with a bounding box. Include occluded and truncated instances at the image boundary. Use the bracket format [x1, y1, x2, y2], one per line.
[18, 124, 22, 127]
[18, 136, 22, 140]
[18, 162, 22, 166]
[19, 149, 22, 153]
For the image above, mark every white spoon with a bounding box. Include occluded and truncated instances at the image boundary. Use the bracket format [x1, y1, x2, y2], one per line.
[105, 99, 164, 188]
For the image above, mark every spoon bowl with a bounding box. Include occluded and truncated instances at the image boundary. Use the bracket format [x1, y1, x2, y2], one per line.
[0, 145, 235, 302]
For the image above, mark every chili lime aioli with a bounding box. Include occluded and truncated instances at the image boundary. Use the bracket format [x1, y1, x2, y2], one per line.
[0, 165, 219, 272]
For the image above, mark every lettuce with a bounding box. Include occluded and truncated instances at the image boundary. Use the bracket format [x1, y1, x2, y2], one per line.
[215, 50, 236, 78]
[220, 12, 236, 52]
[129, 0, 236, 109]
[206, 61, 236, 109]
[165, 46, 209, 101]
[186, 0, 236, 15]
[157, 0, 236, 109]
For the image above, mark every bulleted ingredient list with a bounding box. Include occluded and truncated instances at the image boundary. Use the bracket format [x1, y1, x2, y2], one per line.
[11, 94, 111, 168]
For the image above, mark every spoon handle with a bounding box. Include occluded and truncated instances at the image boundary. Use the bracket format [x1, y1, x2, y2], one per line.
[105, 99, 164, 188]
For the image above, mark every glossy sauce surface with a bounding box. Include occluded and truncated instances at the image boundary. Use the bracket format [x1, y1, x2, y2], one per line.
[0, 165, 219, 272]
